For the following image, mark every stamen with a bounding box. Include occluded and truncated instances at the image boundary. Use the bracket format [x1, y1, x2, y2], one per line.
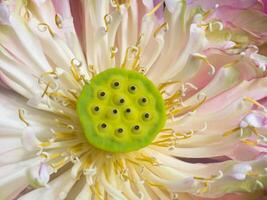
[158, 80, 181, 91]
[70, 58, 84, 82]
[55, 14, 63, 29]
[38, 23, 55, 37]
[194, 171, 223, 182]
[23, 9, 31, 21]
[223, 59, 240, 68]
[241, 139, 258, 146]
[18, 109, 29, 126]
[41, 82, 51, 98]
[104, 14, 112, 32]
[110, 46, 118, 58]
[110, 0, 121, 11]
[154, 22, 169, 38]
[243, 97, 267, 112]
[255, 180, 264, 189]
[193, 53, 215, 75]
[147, 1, 163, 16]
[88, 65, 97, 77]
[168, 96, 206, 117]
[136, 154, 159, 166]
[223, 127, 241, 137]
[121, 46, 140, 69]
[135, 34, 144, 47]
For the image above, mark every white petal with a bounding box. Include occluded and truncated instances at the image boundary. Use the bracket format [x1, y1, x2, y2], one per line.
[27, 163, 50, 187]
[0, 4, 10, 25]
[19, 170, 76, 200]
[232, 163, 252, 174]
[21, 127, 41, 151]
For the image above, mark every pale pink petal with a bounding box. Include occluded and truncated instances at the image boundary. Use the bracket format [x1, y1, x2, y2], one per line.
[187, 0, 261, 10]
[212, 6, 267, 43]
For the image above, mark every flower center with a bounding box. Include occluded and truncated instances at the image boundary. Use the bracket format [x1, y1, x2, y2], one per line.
[77, 68, 166, 153]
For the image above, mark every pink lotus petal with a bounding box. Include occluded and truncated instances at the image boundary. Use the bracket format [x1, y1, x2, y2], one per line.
[264, 0, 267, 13]
[212, 6, 267, 42]
[187, 0, 261, 10]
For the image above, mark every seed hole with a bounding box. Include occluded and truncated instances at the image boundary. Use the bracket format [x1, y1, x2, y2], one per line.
[139, 97, 148, 106]
[113, 109, 118, 114]
[126, 108, 131, 113]
[143, 112, 151, 121]
[94, 106, 100, 112]
[119, 98, 125, 104]
[128, 85, 137, 93]
[101, 123, 107, 128]
[112, 81, 120, 88]
[134, 125, 140, 130]
[97, 91, 107, 99]
[118, 128, 123, 133]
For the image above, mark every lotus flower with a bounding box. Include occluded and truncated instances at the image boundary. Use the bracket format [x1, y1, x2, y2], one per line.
[1, 0, 267, 200]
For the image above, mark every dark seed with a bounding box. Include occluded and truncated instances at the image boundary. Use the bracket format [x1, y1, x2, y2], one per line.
[144, 113, 150, 118]
[142, 98, 147, 103]
[94, 106, 99, 111]
[130, 86, 136, 91]
[114, 81, 120, 87]
[101, 123, 107, 128]
[113, 109, 118, 114]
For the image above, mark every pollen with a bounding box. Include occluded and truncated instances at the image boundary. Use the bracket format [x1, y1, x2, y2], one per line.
[77, 68, 166, 153]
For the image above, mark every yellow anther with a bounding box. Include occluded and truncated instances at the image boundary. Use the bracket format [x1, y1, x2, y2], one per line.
[135, 34, 144, 47]
[158, 80, 182, 91]
[23, 9, 30, 21]
[193, 53, 215, 75]
[243, 97, 266, 111]
[55, 14, 63, 29]
[223, 127, 241, 137]
[154, 22, 169, 38]
[104, 14, 112, 32]
[88, 65, 97, 77]
[136, 154, 159, 165]
[110, 46, 118, 58]
[41, 82, 51, 98]
[40, 152, 49, 159]
[147, 182, 166, 190]
[223, 59, 240, 68]
[164, 90, 183, 105]
[197, 182, 209, 194]
[54, 132, 76, 140]
[121, 46, 140, 69]
[51, 158, 69, 170]
[49, 153, 61, 160]
[241, 139, 258, 146]
[110, 0, 121, 11]
[38, 23, 55, 37]
[194, 172, 222, 182]
[70, 59, 82, 81]
[18, 109, 29, 126]
[147, 1, 163, 16]
[203, 9, 214, 20]
[70, 143, 85, 154]
[40, 141, 51, 147]
[169, 96, 207, 117]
